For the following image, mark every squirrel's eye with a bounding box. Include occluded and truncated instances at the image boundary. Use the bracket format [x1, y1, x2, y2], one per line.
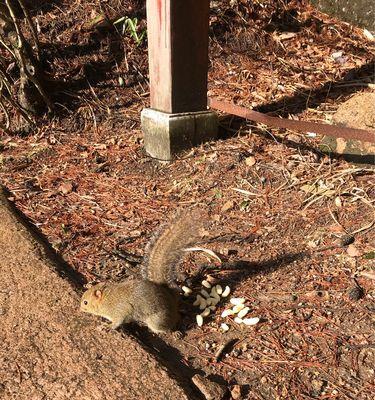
[84, 300, 88, 305]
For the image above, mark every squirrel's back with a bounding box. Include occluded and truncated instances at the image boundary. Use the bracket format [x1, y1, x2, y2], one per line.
[142, 209, 204, 286]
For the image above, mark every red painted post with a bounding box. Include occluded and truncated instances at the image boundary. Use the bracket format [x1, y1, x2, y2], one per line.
[147, 0, 210, 113]
[142, 0, 217, 160]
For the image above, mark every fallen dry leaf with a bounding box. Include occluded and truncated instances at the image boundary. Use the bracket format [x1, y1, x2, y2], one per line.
[221, 200, 234, 212]
[360, 271, 375, 280]
[347, 244, 361, 257]
[58, 181, 74, 195]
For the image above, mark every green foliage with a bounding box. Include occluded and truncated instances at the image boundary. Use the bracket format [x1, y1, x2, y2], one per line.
[114, 16, 146, 45]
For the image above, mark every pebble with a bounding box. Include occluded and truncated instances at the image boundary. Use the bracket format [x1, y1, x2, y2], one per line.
[192, 374, 227, 400]
[348, 285, 365, 301]
[340, 234, 355, 247]
[230, 384, 243, 400]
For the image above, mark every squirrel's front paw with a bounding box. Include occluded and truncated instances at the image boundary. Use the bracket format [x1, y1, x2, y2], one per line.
[109, 320, 123, 330]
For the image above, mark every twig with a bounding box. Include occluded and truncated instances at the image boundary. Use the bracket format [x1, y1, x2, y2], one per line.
[5, 0, 53, 112]
[5, 0, 24, 48]
[327, 204, 347, 233]
[350, 214, 375, 235]
[0, 97, 10, 129]
[17, 0, 41, 60]
[0, 32, 17, 59]
[214, 338, 238, 362]
[0, 91, 34, 125]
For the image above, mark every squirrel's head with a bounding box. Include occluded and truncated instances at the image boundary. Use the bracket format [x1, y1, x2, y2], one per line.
[80, 283, 106, 315]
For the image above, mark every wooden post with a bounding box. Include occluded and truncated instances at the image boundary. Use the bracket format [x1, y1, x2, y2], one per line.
[141, 0, 217, 160]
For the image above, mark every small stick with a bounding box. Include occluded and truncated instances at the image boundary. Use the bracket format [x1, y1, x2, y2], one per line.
[214, 338, 238, 362]
[17, 0, 41, 60]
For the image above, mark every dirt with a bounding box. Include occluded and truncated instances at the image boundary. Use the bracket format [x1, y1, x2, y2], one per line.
[0, 1, 374, 399]
[332, 93, 375, 130]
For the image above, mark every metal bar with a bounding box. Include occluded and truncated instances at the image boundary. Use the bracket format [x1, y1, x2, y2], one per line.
[208, 97, 375, 144]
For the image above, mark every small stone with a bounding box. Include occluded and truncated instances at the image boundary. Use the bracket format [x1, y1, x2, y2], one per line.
[230, 384, 243, 399]
[347, 286, 365, 301]
[232, 348, 241, 357]
[310, 379, 327, 397]
[192, 375, 227, 400]
[286, 133, 302, 143]
[334, 196, 342, 208]
[340, 234, 355, 247]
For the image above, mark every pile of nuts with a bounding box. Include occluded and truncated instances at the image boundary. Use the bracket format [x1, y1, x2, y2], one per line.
[182, 278, 260, 331]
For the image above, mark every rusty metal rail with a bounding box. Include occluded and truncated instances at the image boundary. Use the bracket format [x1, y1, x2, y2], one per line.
[208, 97, 375, 144]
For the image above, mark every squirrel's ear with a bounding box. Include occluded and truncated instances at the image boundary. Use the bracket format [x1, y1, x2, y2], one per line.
[94, 289, 102, 299]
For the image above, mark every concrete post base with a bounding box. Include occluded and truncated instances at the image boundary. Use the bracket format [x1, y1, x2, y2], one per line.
[141, 108, 218, 160]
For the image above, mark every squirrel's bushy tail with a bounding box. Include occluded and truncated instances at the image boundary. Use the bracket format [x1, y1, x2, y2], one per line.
[142, 209, 205, 286]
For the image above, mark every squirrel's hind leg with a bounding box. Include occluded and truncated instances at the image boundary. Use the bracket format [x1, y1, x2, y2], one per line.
[145, 314, 175, 334]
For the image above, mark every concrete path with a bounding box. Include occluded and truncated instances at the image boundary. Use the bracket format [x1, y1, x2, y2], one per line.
[0, 188, 188, 400]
